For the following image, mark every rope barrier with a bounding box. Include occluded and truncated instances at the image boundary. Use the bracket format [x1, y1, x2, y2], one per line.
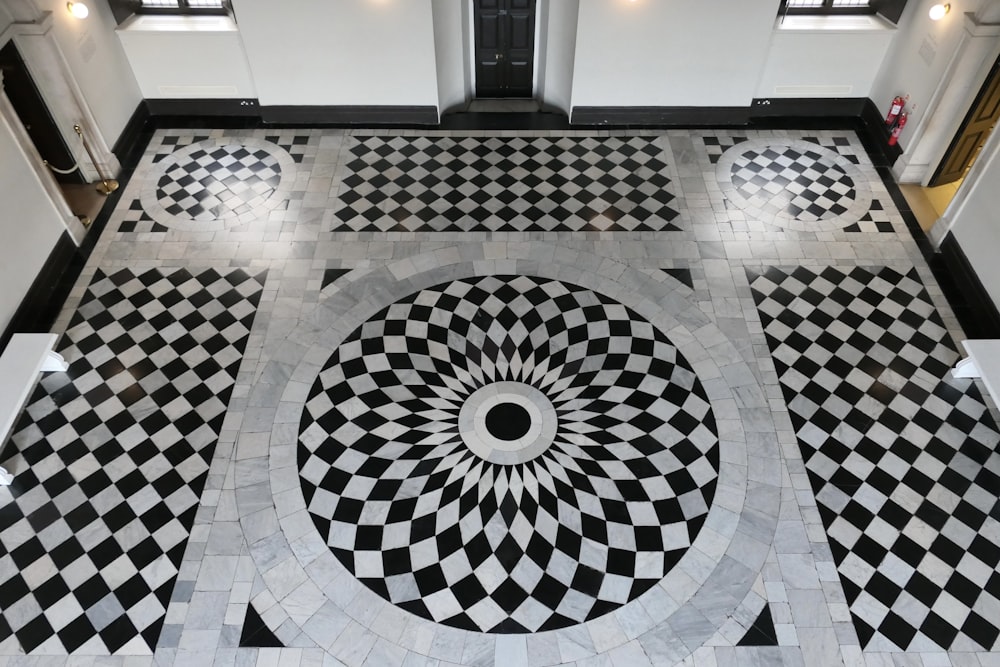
[42, 126, 83, 175]
[44, 159, 80, 175]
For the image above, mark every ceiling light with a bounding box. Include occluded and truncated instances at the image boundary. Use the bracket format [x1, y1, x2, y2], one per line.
[67, 2, 89, 19]
[928, 3, 950, 20]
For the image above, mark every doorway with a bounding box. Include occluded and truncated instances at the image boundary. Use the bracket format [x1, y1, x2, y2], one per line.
[473, 0, 536, 99]
[917, 54, 1000, 225]
[0, 40, 102, 224]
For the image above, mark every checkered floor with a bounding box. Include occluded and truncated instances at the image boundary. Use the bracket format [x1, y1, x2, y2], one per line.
[749, 266, 1000, 652]
[729, 145, 856, 221]
[0, 267, 265, 654]
[154, 144, 282, 222]
[299, 275, 719, 632]
[332, 136, 682, 232]
[3, 124, 993, 665]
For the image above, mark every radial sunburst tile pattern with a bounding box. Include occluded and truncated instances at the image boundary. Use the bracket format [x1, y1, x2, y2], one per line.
[297, 275, 719, 633]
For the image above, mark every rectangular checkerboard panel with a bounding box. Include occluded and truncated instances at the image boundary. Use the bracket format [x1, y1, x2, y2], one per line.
[332, 136, 682, 232]
[0, 267, 265, 654]
[749, 266, 1000, 652]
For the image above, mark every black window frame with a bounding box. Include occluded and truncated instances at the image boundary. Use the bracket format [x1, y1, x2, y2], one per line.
[132, 0, 229, 16]
[780, 0, 877, 15]
[105, 0, 231, 24]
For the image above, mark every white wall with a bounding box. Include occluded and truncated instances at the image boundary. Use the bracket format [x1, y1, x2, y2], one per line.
[32, 0, 141, 145]
[117, 15, 256, 99]
[233, 0, 439, 107]
[870, 0, 982, 153]
[0, 7, 13, 34]
[756, 17, 896, 98]
[0, 113, 67, 333]
[432, 0, 466, 114]
[570, 0, 780, 109]
[538, 0, 578, 114]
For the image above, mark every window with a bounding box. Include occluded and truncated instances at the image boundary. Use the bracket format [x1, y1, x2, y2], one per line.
[782, 0, 875, 14]
[137, 0, 227, 13]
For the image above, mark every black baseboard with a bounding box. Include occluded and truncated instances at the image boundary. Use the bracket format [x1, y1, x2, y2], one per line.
[859, 97, 903, 168]
[0, 232, 82, 351]
[112, 102, 151, 163]
[260, 105, 439, 126]
[935, 233, 1000, 339]
[146, 98, 261, 117]
[571, 106, 749, 126]
[748, 97, 867, 118]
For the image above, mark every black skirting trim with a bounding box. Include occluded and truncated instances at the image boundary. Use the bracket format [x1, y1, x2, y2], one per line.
[260, 105, 439, 126]
[571, 106, 749, 126]
[935, 233, 1000, 339]
[1, 232, 81, 350]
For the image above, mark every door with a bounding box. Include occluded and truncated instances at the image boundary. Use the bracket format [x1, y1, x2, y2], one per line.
[474, 0, 535, 98]
[930, 56, 1000, 186]
[0, 41, 83, 184]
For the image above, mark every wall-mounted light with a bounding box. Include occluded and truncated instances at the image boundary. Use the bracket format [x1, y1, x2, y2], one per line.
[66, 2, 89, 19]
[928, 3, 950, 20]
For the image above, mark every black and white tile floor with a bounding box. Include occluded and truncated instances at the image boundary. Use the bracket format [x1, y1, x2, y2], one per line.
[0, 126, 995, 666]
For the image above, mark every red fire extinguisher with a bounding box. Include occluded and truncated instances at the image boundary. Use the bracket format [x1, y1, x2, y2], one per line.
[885, 95, 905, 126]
[888, 111, 908, 146]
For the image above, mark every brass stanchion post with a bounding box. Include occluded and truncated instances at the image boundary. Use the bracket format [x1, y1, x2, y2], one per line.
[74, 124, 119, 195]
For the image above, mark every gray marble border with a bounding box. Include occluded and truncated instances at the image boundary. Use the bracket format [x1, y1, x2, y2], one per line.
[235, 242, 782, 665]
[715, 138, 873, 232]
[140, 137, 297, 232]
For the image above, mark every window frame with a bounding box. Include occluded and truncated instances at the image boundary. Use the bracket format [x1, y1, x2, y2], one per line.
[133, 0, 229, 16]
[780, 0, 877, 15]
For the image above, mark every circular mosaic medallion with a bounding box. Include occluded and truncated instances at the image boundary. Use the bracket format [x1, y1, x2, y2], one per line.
[298, 275, 720, 633]
[140, 138, 294, 231]
[715, 138, 872, 230]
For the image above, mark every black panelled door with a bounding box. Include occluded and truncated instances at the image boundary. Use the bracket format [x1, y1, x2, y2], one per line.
[474, 0, 535, 98]
[0, 42, 84, 184]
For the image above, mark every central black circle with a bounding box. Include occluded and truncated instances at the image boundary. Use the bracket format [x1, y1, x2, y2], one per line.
[485, 402, 531, 441]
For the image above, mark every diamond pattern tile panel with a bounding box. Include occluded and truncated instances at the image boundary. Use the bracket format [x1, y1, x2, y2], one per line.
[749, 265, 1000, 652]
[332, 136, 682, 232]
[0, 267, 266, 654]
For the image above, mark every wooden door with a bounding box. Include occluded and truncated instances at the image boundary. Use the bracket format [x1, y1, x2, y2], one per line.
[474, 0, 536, 98]
[930, 57, 1000, 186]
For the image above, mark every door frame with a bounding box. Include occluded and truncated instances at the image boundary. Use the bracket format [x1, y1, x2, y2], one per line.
[0, 8, 103, 245]
[928, 103, 1000, 248]
[1, 40, 86, 185]
[467, 0, 543, 99]
[928, 54, 1000, 187]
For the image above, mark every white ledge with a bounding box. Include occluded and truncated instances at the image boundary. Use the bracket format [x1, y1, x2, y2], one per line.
[775, 14, 895, 32]
[117, 13, 237, 32]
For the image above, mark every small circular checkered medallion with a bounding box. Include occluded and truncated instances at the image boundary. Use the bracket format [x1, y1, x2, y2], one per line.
[298, 275, 720, 633]
[716, 139, 872, 229]
[140, 138, 294, 231]
[156, 144, 281, 221]
[733, 145, 854, 220]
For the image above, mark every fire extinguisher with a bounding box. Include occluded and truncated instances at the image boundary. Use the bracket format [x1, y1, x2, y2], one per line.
[888, 112, 908, 146]
[885, 95, 905, 126]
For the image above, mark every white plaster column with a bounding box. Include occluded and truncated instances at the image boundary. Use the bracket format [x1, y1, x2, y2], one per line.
[892, 12, 1000, 183]
[0, 70, 87, 245]
[3, 9, 121, 183]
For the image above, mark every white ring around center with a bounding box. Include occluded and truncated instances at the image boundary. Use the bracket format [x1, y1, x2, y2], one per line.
[459, 381, 557, 465]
